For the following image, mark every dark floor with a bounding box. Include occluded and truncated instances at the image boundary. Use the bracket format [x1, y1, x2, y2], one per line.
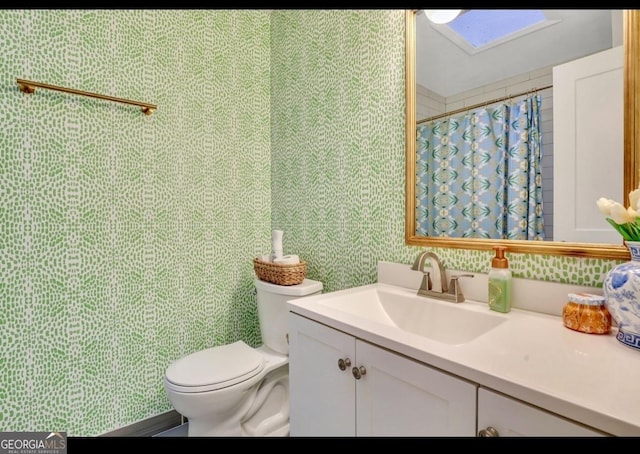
[154, 423, 188, 437]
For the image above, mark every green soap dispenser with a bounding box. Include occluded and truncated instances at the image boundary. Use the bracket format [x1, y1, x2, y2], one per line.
[488, 246, 512, 313]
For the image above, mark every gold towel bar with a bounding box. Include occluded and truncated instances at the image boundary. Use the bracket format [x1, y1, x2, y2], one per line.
[16, 78, 157, 115]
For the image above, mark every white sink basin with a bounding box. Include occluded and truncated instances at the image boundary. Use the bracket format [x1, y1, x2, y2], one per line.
[312, 284, 507, 345]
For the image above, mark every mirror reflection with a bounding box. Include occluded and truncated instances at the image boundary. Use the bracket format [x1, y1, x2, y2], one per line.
[415, 9, 622, 243]
[405, 10, 638, 259]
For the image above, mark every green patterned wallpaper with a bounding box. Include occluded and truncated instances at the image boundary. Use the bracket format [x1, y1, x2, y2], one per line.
[270, 9, 621, 292]
[0, 9, 622, 437]
[0, 10, 271, 436]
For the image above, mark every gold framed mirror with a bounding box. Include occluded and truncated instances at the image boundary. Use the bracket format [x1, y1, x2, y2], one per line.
[405, 9, 640, 260]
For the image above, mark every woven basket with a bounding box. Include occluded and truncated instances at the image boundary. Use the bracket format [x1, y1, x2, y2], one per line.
[253, 257, 307, 286]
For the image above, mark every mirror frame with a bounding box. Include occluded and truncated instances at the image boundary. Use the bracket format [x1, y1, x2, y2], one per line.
[405, 9, 640, 260]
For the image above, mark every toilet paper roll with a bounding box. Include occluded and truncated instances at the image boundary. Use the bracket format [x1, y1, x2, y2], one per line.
[271, 230, 284, 260]
[273, 254, 300, 265]
[260, 254, 272, 263]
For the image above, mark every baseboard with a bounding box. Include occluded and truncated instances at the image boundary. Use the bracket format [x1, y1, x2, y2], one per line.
[101, 410, 184, 437]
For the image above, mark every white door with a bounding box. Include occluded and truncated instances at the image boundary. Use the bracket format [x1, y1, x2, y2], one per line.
[288, 314, 356, 436]
[553, 45, 623, 243]
[356, 340, 477, 437]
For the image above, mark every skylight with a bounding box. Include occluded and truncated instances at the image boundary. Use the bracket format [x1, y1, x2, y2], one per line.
[438, 9, 560, 55]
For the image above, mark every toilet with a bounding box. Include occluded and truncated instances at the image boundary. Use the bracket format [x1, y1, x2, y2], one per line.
[163, 277, 323, 437]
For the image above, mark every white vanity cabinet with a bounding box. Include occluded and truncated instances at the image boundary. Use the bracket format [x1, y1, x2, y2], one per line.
[286, 266, 640, 436]
[477, 388, 607, 437]
[289, 312, 611, 437]
[288, 313, 477, 437]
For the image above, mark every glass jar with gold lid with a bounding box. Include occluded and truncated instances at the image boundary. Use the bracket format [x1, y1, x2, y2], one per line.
[562, 292, 611, 334]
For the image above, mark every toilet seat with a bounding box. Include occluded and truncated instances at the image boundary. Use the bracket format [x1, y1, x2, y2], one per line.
[165, 341, 265, 393]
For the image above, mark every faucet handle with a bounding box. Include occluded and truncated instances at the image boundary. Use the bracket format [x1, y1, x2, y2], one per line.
[419, 272, 432, 291]
[447, 274, 474, 302]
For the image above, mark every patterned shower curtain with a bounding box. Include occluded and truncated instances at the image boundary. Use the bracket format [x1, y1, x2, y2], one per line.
[415, 94, 544, 240]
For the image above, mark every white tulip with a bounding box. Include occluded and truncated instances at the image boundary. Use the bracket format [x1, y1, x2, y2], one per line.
[630, 189, 640, 213]
[610, 202, 634, 224]
[596, 197, 616, 216]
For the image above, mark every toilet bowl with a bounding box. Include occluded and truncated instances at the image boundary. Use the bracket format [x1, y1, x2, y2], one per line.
[163, 277, 323, 436]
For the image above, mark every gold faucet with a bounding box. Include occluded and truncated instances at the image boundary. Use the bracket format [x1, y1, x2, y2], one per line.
[411, 251, 474, 303]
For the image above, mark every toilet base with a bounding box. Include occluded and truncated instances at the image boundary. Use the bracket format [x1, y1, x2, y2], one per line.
[181, 364, 290, 437]
[241, 367, 289, 436]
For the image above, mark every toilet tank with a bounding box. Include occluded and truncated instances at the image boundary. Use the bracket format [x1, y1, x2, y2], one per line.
[254, 277, 323, 355]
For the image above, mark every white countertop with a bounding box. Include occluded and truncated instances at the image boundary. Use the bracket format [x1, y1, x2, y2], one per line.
[286, 262, 640, 437]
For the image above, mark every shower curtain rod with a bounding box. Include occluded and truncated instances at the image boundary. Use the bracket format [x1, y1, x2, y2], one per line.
[416, 84, 552, 125]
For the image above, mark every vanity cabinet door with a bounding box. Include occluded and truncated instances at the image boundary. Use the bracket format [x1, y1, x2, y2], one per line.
[477, 388, 607, 437]
[289, 313, 356, 436]
[356, 339, 477, 436]
[289, 313, 477, 436]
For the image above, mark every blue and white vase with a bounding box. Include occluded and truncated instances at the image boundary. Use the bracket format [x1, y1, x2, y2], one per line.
[603, 241, 640, 350]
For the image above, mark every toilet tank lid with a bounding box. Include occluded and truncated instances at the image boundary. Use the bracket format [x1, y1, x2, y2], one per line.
[254, 278, 323, 296]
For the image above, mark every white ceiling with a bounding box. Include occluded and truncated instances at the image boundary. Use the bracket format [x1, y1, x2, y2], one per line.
[416, 9, 622, 98]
